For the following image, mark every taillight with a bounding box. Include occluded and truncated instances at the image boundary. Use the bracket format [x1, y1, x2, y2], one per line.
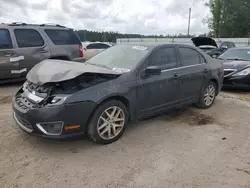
[79, 44, 84, 57]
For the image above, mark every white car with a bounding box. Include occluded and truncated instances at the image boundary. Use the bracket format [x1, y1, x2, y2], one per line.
[84, 42, 111, 60]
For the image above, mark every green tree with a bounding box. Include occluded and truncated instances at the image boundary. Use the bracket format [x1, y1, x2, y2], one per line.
[205, 0, 250, 37]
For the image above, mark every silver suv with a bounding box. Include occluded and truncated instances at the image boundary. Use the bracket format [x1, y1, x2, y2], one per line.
[0, 22, 84, 82]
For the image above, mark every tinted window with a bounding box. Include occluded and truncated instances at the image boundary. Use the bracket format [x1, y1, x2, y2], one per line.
[179, 47, 201, 66]
[86, 43, 110, 49]
[14, 29, 44, 47]
[0, 29, 12, 49]
[45, 29, 80, 45]
[150, 47, 177, 69]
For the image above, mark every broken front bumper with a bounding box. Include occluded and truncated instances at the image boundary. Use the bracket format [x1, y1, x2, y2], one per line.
[12, 96, 97, 139]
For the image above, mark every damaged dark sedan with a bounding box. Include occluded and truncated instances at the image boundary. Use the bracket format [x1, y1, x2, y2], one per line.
[218, 47, 250, 89]
[12, 44, 223, 144]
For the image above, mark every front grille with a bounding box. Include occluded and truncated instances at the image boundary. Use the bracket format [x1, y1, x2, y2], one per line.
[14, 113, 33, 130]
[15, 94, 35, 111]
[224, 69, 236, 77]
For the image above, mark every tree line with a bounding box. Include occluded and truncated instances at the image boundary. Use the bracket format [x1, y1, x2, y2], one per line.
[75, 30, 195, 43]
[76, 0, 250, 41]
[205, 0, 250, 37]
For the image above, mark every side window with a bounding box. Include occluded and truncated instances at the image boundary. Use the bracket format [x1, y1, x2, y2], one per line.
[14, 29, 44, 47]
[86, 43, 99, 49]
[179, 47, 201, 66]
[0, 29, 12, 49]
[45, 29, 80, 45]
[98, 44, 110, 49]
[86, 43, 110, 49]
[149, 47, 177, 69]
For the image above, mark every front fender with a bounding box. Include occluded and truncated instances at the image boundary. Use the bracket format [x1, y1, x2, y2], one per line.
[65, 80, 133, 104]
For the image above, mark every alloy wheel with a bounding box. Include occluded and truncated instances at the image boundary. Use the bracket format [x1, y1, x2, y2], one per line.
[97, 106, 125, 140]
[204, 85, 215, 106]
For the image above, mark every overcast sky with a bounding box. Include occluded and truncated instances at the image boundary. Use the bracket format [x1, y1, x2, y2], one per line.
[0, 0, 210, 35]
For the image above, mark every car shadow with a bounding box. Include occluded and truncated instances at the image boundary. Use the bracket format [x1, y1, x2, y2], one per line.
[20, 106, 212, 153]
[222, 87, 250, 93]
[21, 133, 102, 153]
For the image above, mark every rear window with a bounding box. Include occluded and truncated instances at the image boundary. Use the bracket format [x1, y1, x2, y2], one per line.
[45, 29, 80, 45]
[179, 47, 201, 66]
[86, 43, 110, 49]
[14, 29, 44, 47]
[0, 29, 12, 49]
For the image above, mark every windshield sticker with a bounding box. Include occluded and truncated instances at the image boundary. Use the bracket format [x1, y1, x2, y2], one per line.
[132, 46, 147, 50]
[112, 68, 130, 73]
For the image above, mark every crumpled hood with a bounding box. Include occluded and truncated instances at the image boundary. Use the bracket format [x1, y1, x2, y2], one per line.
[223, 60, 250, 71]
[26, 59, 121, 85]
[191, 37, 218, 47]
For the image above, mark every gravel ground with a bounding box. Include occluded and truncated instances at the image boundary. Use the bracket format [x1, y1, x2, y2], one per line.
[0, 84, 250, 188]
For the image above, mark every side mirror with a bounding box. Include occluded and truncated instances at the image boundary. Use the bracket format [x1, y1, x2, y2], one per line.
[145, 66, 161, 76]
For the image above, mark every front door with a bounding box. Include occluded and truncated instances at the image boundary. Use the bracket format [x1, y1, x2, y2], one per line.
[177, 47, 210, 104]
[13, 28, 51, 77]
[0, 29, 20, 80]
[136, 46, 180, 118]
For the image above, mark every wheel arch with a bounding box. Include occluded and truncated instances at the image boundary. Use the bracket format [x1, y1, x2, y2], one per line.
[210, 78, 219, 95]
[86, 95, 131, 132]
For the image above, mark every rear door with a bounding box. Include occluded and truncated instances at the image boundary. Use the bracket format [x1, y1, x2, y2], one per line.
[137, 46, 180, 117]
[0, 28, 20, 79]
[13, 28, 51, 75]
[44, 29, 81, 59]
[177, 46, 210, 104]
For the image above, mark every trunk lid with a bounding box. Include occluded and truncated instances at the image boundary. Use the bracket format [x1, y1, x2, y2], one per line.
[191, 37, 218, 48]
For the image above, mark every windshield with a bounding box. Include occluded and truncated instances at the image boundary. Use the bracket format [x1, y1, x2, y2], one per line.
[85, 45, 149, 71]
[218, 48, 250, 60]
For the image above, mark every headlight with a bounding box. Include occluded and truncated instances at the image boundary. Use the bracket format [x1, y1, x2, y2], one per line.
[232, 67, 250, 76]
[47, 95, 68, 106]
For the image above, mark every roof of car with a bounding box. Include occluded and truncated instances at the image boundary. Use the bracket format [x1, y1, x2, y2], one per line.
[0, 22, 71, 29]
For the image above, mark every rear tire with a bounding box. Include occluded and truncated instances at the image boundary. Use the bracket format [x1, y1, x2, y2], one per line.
[87, 100, 129, 144]
[196, 82, 217, 109]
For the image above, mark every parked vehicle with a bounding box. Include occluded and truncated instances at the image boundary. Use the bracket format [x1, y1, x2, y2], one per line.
[83, 42, 111, 60]
[12, 44, 223, 144]
[0, 22, 84, 82]
[191, 37, 236, 58]
[208, 41, 236, 58]
[218, 47, 250, 89]
[192, 36, 218, 53]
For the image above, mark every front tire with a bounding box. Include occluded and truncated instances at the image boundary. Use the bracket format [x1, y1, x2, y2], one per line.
[196, 82, 217, 109]
[87, 100, 129, 144]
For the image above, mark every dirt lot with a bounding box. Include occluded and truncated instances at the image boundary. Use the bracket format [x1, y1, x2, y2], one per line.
[0, 84, 250, 188]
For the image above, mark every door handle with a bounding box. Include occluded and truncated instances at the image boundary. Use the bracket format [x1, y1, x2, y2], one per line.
[203, 69, 208, 73]
[4, 51, 15, 57]
[38, 48, 49, 53]
[173, 72, 178, 78]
